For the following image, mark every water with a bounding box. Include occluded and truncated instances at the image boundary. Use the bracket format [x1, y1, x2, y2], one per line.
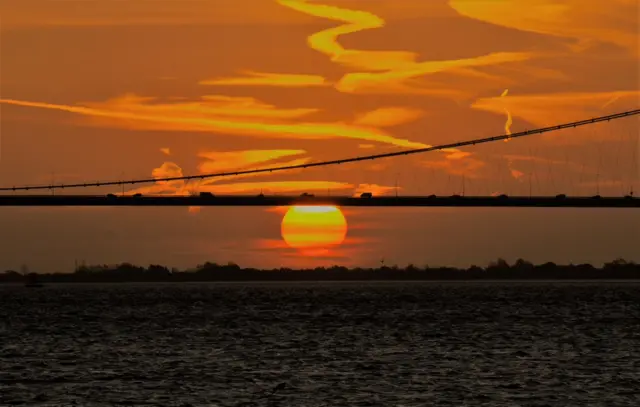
[1, 282, 639, 406]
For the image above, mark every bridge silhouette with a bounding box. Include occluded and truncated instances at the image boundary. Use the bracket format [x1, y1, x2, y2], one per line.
[1, 109, 639, 208]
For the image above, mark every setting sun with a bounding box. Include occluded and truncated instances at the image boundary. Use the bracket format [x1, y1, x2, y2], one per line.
[281, 206, 347, 255]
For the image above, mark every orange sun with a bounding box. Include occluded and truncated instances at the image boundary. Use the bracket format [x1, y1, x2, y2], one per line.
[281, 205, 347, 255]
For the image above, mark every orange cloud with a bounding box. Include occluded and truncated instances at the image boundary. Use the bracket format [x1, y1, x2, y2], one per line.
[422, 156, 486, 178]
[200, 158, 314, 185]
[153, 162, 183, 183]
[277, 0, 533, 97]
[0, 96, 427, 148]
[200, 180, 354, 194]
[197, 149, 306, 173]
[335, 52, 532, 96]
[510, 169, 525, 180]
[128, 176, 354, 197]
[277, 0, 414, 70]
[353, 107, 424, 127]
[124, 156, 358, 197]
[200, 71, 329, 87]
[160, 148, 171, 156]
[449, 0, 640, 54]
[445, 151, 472, 160]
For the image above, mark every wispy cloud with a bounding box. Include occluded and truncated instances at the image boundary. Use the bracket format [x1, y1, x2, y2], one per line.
[353, 107, 424, 127]
[200, 71, 330, 87]
[197, 149, 307, 174]
[449, 0, 640, 54]
[125, 147, 394, 199]
[198, 150, 311, 185]
[422, 156, 486, 178]
[334, 52, 532, 96]
[277, 0, 534, 97]
[0, 96, 427, 148]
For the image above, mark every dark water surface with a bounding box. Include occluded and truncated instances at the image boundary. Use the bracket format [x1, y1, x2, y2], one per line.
[1, 282, 639, 406]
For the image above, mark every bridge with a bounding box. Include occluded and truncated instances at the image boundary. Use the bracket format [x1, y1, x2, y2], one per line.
[0, 194, 637, 208]
[1, 109, 639, 208]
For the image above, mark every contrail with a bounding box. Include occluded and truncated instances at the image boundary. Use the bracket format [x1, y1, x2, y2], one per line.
[501, 89, 513, 142]
[1, 109, 637, 192]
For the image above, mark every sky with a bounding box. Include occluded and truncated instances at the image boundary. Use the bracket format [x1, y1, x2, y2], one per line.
[0, 0, 639, 272]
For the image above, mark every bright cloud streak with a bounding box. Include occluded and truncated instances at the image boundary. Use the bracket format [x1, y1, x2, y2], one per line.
[277, 0, 534, 96]
[353, 107, 424, 127]
[450, 0, 640, 54]
[422, 156, 486, 178]
[277, 0, 415, 70]
[197, 149, 307, 173]
[0, 97, 427, 148]
[200, 71, 330, 87]
[199, 157, 314, 184]
[335, 52, 532, 95]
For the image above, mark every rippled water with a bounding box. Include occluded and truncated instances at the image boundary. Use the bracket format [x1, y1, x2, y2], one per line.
[1, 282, 639, 406]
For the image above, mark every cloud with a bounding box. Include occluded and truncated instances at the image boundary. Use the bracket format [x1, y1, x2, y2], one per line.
[444, 151, 472, 160]
[160, 148, 171, 156]
[277, 0, 414, 70]
[153, 162, 184, 185]
[334, 51, 532, 96]
[0, 96, 427, 148]
[200, 71, 330, 87]
[510, 169, 525, 180]
[449, 0, 640, 54]
[353, 107, 424, 127]
[137, 149, 405, 201]
[137, 180, 354, 196]
[422, 155, 486, 178]
[200, 158, 315, 185]
[123, 161, 191, 196]
[197, 149, 307, 174]
[197, 180, 354, 195]
[277, 0, 534, 97]
[502, 154, 599, 177]
[471, 90, 640, 129]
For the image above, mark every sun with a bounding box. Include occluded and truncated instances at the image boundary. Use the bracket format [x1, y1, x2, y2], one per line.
[281, 205, 347, 255]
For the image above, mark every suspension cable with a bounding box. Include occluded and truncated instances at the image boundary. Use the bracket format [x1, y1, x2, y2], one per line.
[1, 109, 638, 192]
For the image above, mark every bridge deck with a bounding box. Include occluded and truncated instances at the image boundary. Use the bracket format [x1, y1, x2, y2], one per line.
[0, 195, 637, 208]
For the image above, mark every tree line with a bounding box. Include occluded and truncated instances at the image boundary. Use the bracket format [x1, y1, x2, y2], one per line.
[1, 259, 639, 283]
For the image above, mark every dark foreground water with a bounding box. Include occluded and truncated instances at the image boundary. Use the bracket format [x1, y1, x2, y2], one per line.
[0, 282, 639, 406]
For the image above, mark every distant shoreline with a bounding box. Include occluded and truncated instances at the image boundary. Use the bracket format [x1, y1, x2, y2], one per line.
[3, 259, 639, 284]
[3, 279, 640, 286]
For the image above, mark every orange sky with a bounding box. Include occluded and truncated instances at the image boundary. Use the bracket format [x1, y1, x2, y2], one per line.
[0, 0, 638, 271]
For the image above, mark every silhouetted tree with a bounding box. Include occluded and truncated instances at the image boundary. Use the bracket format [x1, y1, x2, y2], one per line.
[2, 259, 640, 283]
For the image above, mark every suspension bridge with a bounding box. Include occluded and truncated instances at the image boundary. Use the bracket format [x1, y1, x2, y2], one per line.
[1, 109, 639, 208]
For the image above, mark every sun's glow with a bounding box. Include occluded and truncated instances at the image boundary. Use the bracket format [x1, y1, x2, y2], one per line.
[281, 205, 347, 255]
